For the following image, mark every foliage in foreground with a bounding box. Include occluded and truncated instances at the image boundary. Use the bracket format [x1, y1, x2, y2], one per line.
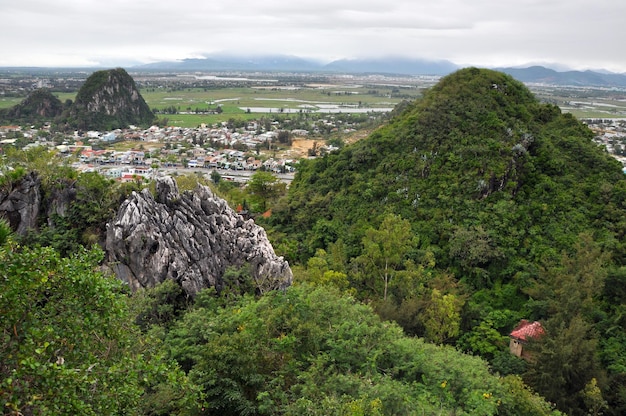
[0, 222, 202, 415]
[163, 283, 560, 416]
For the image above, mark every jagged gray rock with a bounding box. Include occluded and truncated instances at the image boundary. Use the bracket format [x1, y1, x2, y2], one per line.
[0, 172, 41, 235]
[105, 176, 292, 296]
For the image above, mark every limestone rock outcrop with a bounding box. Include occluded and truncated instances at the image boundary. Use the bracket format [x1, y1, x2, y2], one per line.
[105, 177, 292, 296]
[0, 172, 41, 235]
[64, 67, 154, 130]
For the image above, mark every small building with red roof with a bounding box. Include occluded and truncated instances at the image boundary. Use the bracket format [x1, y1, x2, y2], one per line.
[509, 319, 545, 359]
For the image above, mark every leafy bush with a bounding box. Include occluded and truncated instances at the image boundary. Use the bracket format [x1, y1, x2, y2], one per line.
[0, 237, 201, 414]
[165, 284, 558, 415]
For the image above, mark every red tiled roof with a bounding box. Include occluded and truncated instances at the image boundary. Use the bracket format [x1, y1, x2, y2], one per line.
[510, 320, 544, 341]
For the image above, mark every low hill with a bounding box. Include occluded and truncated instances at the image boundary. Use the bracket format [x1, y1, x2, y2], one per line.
[277, 67, 626, 269]
[6, 88, 64, 119]
[0, 88, 65, 125]
[60, 67, 154, 130]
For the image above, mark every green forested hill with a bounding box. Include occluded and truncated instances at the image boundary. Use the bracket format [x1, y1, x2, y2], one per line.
[0, 89, 65, 125]
[61, 67, 155, 130]
[278, 67, 625, 268]
[269, 68, 626, 415]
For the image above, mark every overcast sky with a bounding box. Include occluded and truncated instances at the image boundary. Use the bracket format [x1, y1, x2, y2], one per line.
[2, 0, 625, 72]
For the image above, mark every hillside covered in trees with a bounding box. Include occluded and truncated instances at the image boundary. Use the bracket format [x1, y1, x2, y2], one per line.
[1, 67, 625, 415]
[268, 68, 626, 415]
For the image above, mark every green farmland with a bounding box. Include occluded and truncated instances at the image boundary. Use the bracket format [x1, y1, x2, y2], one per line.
[43, 83, 419, 128]
[140, 84, 417, 127]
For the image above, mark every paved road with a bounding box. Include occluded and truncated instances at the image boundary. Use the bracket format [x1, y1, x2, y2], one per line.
[160, 167, 295, 183]
[93, 163, 295, 184]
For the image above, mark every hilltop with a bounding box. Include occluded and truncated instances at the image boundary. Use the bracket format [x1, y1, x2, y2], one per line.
[0, 68, 155, 131]
[60, 67, 154, 130]
[0, 88, 65, 126]
[277, 67, 625, 262]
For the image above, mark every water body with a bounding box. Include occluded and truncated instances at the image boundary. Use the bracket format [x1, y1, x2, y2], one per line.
[240, 107, 393, 114]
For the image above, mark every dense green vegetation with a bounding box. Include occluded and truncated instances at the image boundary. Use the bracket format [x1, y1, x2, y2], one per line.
[161, 283, 560, 416]
[2, 67, 625, 415]
[60, 68, 155, 131]
[0, 211, 559, 415]
[0, 222, 202, 415]
[0, 214, 560, 415]
[0, 89, 66, 126]
[267, 68, 626, 415]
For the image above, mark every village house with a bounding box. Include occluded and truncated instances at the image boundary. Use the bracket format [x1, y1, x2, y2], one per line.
[509, 319, 545, 360]
[0, 125, 22, 134]
[191, 146, 207, 158]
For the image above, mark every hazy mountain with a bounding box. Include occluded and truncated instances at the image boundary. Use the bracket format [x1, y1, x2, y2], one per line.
[497, 65, 626, 87]
[136, 54, 322, 72]
[135, 54, 626, 86]
[134, 54, 457, 75]
[323, 57, 458, 75]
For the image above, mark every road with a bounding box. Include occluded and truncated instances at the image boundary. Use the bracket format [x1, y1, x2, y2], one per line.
[159, 167, 295, 184]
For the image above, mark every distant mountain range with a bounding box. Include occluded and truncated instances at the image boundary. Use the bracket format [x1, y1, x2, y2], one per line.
[133, 55, 626, 87]
[495, 66, 626, 88]
[134, 54, 458, 76]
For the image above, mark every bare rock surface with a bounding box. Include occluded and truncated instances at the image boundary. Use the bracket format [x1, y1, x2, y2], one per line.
[0, 172, 41, 235]
[105, 176, 292, 296]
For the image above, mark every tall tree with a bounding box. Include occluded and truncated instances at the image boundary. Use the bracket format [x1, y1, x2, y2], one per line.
[354, 213, 414, 300]
[524, 233, 608, 415]
[246, 171, 286, 212]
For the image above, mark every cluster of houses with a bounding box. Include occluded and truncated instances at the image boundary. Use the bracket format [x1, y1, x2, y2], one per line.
[585, 118, 626, 172]
[67, 143, 296, 183]
[0, 122, 304, 183]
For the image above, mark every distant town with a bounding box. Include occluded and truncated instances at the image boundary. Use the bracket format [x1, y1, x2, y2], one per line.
[583, 118, 626, 172]
[0, 118, 354, 184]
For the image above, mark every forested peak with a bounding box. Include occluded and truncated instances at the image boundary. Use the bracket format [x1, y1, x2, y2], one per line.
[63, 67, 154, 130]
[391, 67, 552, 155]
[74, 68, 134, 101]
[5, 88, 64, 120]
[280, 67, 625, 266]
[20, 88, 62, 105]
[423, 67, 536, 108]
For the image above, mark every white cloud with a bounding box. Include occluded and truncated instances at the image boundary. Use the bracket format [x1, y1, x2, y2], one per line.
[2, 0, 626, 71]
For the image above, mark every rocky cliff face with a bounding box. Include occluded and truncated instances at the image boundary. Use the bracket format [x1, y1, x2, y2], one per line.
[105, 177, 293, 296]
[0, 172, 78, 236]
[0, 172, 41, 235]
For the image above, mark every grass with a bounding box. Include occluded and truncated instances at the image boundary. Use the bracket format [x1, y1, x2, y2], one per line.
[159, 112, 258, 128]
[0, 98, 23, 109]
[141, 85, 413, 112]
[564, 110, 626, 119]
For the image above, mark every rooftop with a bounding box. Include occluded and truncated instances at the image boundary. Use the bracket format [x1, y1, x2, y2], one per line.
[510, 320, 545, 342]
